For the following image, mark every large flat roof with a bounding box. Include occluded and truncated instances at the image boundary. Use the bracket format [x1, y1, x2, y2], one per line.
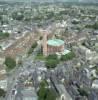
[47, 39, 64, 46]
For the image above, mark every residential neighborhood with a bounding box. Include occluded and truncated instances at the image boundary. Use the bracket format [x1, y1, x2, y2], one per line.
[0, 0, 98, 100]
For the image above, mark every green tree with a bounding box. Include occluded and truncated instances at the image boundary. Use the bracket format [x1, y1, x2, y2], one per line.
[72, 20, 79, 24]
[0, 88, 6, 97]
[0, 32, 9, 40]
[0, 46, 2, 49]
[85, 22, 98, 29]
[45, 54, 59, 69]
[38, 81, 56, 100]
[78, 88, 88, 97]
[5, 57, 16, 70]
[38, 86, 47, 100]
[40, 36, 43, 40]
[96, 68, 98, 75]
[45, 59, 59, 69]
[28, 42, 37, 55]
[38, 80, 47, 100]
[0, 15, 3, 21]
[12, 12, 24, 21]
[31, 42, 37, 48]
[18, 60, 23, 67]
[45, 89, 56, 100]
[46, 54, 58, 60]
[61, 51, 75, 61]
[93, 22, 98, 29]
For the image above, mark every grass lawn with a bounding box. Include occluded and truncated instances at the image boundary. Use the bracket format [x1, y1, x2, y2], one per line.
[35, 54, 46, 60]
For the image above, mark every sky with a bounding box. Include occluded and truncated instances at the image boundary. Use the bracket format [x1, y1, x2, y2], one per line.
[1, 0, 98, 3]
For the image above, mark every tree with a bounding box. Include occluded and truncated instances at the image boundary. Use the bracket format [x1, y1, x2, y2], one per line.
[93, 22, 98, 29]
[0, 88, 6, 97]
[5, 57, 16, 70]
[0, 15, 3, 21]
[78, 88, 88, 97]
[0, 32, 9, 40]
[85, 22, 98, 29]
[38, 80, 56, 100]
[45, 59, 59, 69]
[45, 89, 56, 100]
[12, 12, 24, 21]
[0, 46, 2, 49]
[45, 54, 59, 69]
[18, 60, 23, 67]
[96, 68, 98, 75]
[46, 54, 58, 60]
[28, 42, 37, 55]
[72, 20, 79, 24]
[38, 86, 47, 100]
[61, 51, 75, 61]
[31, 42, 37, 48]
[38, 80, 47, 100]
[40, 36, 43, 40]
[38, 88, 56, 100]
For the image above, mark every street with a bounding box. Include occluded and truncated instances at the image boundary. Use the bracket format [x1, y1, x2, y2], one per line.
[6, 44, 41, 100]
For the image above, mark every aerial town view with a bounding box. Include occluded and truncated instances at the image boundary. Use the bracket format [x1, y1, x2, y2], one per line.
[0, 0, 98, 100]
